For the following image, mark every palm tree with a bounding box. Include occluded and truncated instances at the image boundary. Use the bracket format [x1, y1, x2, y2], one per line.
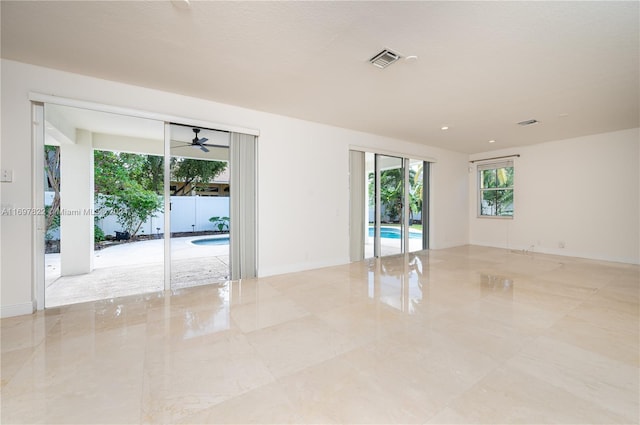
[408, 163, 423, 224]
[369, 165, 424, 223]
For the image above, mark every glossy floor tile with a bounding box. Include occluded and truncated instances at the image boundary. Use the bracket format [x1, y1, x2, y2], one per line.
[1, 246, 638, 424]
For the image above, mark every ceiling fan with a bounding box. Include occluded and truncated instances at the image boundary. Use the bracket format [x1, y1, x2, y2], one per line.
[171, 128, 227, 153]
[190, 128, 209, 152]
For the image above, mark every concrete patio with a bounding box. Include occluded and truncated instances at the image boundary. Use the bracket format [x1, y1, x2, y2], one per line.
[45, 236, 229, 307]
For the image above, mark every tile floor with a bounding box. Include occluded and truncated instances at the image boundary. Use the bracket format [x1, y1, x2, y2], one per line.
[1, 245, 638, 424]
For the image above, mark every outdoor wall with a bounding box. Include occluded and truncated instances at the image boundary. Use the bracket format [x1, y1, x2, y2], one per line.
[97, 195, 228, 237]
[469, 128, 640, 264]
[0, 59, 469, 317]
[43, 194, 230, 239]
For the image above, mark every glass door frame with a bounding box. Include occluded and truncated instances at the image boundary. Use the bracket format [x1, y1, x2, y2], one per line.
[163, 123, 171, 291]
[374, 154, 405, 257]
[166, 123, 233, 290]
[350, 148, 431, 263]
[32, 94, 258, 309]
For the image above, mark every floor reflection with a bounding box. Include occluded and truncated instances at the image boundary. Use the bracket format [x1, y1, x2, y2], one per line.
[2, 246, 637, 424]
[368, 253, 426, 314]
[480, 273, 514, 297]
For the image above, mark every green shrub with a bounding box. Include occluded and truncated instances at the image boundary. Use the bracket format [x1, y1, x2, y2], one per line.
[209, 216, 230, 232]
[94, 223, 105, 243]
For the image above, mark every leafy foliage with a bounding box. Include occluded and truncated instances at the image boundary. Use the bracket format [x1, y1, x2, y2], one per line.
[209, 216, 230, 232]
[47, 149, 226, 240]
[408, 162, 423, 222]
[368, 165, 423, 223]
[94, 151, 163, 238]
[141, 155, 164, 195]
[44, 205, 60, 241]
[480, 167, 514, 216]
[44, 145, 61, 234]
[171, 159, 227, 196]
[94, 223, 105, 243]
[94, 151, 162, 195]
[97, 182, 162, 237]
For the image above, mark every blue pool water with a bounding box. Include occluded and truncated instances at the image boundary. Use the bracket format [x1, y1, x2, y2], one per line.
[369, 226, 421, 240]
[192, 237, 230, 246]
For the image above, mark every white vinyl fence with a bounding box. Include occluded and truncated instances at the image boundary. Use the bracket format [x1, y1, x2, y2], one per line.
[45, 192, 229, 239]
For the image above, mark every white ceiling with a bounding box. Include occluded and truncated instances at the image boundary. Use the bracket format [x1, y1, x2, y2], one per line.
[2, 1, 638, 154]
[45, 103, 230, 160]
[46, 104, 165, 141]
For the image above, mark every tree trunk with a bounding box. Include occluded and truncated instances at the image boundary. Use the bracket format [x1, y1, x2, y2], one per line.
[45, 146, 61, 231]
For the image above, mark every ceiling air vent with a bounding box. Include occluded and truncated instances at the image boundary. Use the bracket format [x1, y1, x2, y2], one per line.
[517, 119, 539, 126]
[369, 49, 401, 69]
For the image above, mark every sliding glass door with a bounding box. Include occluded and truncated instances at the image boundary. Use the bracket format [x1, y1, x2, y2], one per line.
[169, 124, 231, 290]
[350, 150, 429, 261]
[407, 159, 428, 253]
[37, 100, 259, 308]
[375, 154, 405, 257]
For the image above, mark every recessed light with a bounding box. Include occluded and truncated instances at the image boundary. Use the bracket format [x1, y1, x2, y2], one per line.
[488, 140, 496, 143]
[441, 126, 449, 131]
[406, 55, 419, 61]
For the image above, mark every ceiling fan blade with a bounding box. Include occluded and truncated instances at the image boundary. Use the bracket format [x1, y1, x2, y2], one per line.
[199, 145, 210, 153]
[199, 137, 208, 144]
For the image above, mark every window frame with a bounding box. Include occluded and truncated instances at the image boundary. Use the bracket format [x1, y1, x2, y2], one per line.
[477, 160, 514, 219]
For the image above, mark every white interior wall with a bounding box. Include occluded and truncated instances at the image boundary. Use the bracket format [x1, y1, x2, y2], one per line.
[0, 59, 469, 317]
[469, 128, 640, 264]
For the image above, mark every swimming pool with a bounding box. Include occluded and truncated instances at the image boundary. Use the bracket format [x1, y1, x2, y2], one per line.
[368, 226, 421, 240]
[191, 237, 230, 246]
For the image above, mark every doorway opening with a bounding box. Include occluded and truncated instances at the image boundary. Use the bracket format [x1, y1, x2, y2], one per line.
[350, 150, 430, 261]
[169, 123, 231, 290]
[41, 105, 232, 307]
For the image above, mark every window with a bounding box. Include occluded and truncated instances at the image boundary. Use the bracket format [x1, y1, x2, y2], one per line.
[478, 160, 514, 217]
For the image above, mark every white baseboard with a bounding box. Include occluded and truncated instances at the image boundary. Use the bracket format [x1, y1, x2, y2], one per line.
[469, 241, 639, 265]
[1, 300, 36, 318]
[258, 258, 348, 278]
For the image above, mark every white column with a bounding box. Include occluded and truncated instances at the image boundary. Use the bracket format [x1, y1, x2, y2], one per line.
[60, 129, 94, 275]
